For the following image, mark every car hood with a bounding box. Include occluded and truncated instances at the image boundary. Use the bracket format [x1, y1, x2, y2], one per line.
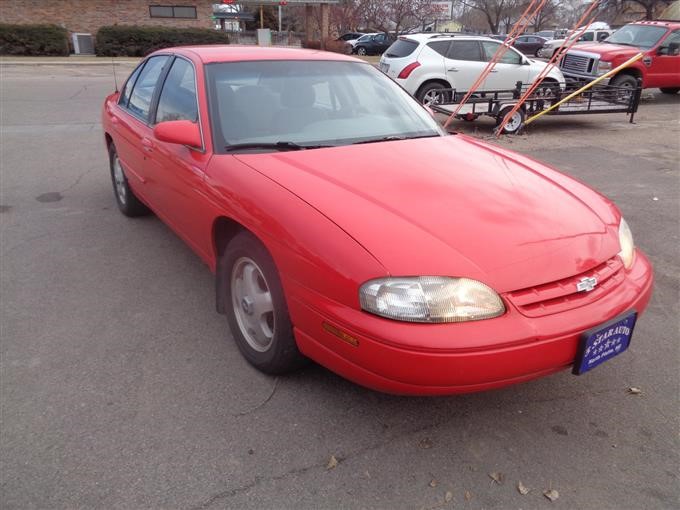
[233, 135, 620, 292]
[572, 42, 641, 59]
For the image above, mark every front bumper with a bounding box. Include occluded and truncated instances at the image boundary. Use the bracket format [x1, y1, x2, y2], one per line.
[286, 251, 653, 395]
[563, 71, 609, 87]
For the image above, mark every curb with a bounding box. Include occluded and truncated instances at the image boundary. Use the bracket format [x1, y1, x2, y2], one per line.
[1, 60, 140, 66]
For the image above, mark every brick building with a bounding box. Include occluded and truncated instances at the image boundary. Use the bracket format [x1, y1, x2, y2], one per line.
[0, 1, 215, 36]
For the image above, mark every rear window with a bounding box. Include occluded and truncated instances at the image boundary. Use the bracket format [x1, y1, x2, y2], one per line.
[385, 39, 418, 58]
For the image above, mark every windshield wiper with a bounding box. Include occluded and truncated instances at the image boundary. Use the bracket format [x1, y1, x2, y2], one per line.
[352, 133, 441, 146]
[225, 141, 331, 152]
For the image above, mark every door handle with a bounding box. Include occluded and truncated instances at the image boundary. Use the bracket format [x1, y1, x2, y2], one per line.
[489, 69, 499, 73]
[141, 137, 154, 152]
[447, 68, 459, 72]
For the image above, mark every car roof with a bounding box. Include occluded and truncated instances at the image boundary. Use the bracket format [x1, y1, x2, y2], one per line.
[401, 33, 503, 44]
[633, 20, 680, 27]
[161, 45, 364, 64]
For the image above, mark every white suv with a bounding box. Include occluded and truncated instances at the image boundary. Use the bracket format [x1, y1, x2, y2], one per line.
[379, 34, 566, 104]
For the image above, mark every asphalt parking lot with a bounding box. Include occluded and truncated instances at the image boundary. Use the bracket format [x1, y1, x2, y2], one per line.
[1, 63, 678, 510]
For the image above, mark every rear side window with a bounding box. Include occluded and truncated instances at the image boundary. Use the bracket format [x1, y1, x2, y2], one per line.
[155, 57, 198, 124]
[580, 32, 594, 41]
[447, 41, 482, 61]
[386, 39, 419, 58]
[427, 40, 451, 57]
[127, 55, 170, 121]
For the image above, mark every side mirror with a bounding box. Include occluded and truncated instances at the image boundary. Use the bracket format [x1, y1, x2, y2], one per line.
[154, 120, 202, 148]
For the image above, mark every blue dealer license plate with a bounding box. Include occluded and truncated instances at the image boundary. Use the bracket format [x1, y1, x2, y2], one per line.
[573, 311, 637, 375]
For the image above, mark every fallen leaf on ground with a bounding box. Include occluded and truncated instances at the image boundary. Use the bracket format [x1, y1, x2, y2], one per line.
[445, 491, 453, 502]
[489, 472, 505, 484]
[544, 489, 560, 501]
[628, 387, 642, 395]
[326, 455, 338, 470]
[419, 438, 433, 449]
[429, 479, 438, 488]
[518, 480, 530, 495]
[464, 490, 472, 501]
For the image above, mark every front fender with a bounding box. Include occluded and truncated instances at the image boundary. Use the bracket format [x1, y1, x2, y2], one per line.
[206, 156, 388, 315]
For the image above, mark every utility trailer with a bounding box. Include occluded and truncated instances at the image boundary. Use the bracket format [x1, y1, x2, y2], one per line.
[427, 79, 643, 134]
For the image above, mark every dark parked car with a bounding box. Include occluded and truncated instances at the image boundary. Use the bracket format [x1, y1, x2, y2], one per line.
[337, 32, 364, 42]
[512, 35, 549, 57]
[353, 33, 395, 55]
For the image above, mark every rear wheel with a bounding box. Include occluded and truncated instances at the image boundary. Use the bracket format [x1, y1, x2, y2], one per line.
[660, 87, 679, 94]
[221, 231, 306, 374]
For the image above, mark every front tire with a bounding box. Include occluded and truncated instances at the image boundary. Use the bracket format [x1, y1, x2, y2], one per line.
[660, 87, 679, 94]
[611, 74, 638, 90]
[221, 231, 306, 374]
[356, 46, 367, 56]
[416, 82, 447, 106]
[108, 144, 150, 217]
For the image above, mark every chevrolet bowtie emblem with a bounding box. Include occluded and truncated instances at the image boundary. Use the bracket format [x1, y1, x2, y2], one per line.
[576, 276, 598, 292]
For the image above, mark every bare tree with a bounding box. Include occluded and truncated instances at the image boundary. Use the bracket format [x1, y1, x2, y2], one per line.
[621, 0, 671, 20]
[531, 0, 559, 31]
[461, 0, 510, 34]
[330, 0, 365, 32]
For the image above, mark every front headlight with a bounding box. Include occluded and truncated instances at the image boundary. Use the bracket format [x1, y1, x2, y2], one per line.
[618, 218, 635, 269]
[359, 277, 505, 323]
[596, 61, 612, 75]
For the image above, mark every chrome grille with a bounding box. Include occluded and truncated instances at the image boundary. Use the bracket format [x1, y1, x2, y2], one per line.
[561, 53, 595, 75]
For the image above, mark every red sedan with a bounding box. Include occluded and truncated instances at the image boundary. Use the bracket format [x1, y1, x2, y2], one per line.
[102, 46, 653, 395]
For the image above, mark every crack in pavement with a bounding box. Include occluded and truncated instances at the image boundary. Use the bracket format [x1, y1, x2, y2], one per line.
[189, 385, 634, 508]
[59, 167, 95, 194]
[68, 84, 88, 100]
[189, 415, 459, 509]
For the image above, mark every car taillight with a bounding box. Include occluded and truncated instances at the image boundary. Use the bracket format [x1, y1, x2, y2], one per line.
[397, 62, 421, 79]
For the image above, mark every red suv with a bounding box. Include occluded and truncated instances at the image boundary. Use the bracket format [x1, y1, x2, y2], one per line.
[559, 20, 680, 94]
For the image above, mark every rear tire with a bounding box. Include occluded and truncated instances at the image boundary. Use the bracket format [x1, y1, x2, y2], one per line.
[108, 144, 150, 217]
[221, 231, 306, 375]
[660, 87, 679, 94]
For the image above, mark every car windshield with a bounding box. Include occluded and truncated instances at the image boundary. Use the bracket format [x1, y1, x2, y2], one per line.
[605, 24, 668, 49]
[206, 60, 445, 153]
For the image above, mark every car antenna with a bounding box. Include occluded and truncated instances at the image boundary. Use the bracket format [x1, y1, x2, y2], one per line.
[111, 57, 119, 92]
